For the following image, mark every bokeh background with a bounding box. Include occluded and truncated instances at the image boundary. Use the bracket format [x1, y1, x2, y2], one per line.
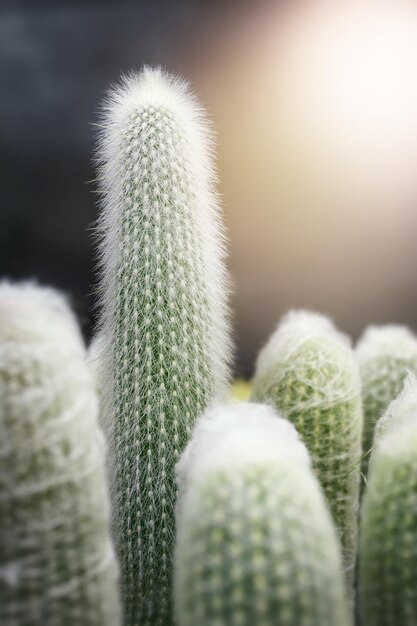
[2, 0, 417, 376]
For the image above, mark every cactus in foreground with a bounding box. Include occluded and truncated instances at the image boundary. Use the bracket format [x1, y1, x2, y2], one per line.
[96, 67, 231, 624]
[0, 283, 120, 625]
[359, 380, 417, 625]
[175, 402, 351, 626]
[251, 311, 362, 583]
[356, 324, 417, 477]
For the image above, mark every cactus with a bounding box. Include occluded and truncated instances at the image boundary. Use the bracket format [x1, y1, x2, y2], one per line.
[359, 379, 417, 626]
[373, 373, 417, 446]
[95, 67, 231, 624]
[251, 311, 362, 583]
[88, 331, 106, 427]
[356, 324, 417, 477]
[175, 402, 352, 626]
[0, 282, 120, 625]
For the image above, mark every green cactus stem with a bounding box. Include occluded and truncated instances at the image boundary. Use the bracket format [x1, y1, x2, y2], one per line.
[95, 67, 231, 625]
[175, 402, 352, 626]
[0, 282, 120, 625]
[251, 311, 362, 584]
[359, 377, 417, 626]
[356, 324, 417, 477]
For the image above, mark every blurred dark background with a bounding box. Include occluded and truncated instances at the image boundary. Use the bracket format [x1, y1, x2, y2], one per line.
[2, 0, 417, 376]
[0, 0, 224, 336]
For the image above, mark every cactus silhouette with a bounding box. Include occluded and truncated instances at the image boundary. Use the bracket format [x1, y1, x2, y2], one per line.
[251, 311, 362, 584]
[95, 67, 231, 624]
[0, 283, 120, 625]
[356, 324, 417, 477]
[175, 402, 352, 626]
[359, 378, 417, 626]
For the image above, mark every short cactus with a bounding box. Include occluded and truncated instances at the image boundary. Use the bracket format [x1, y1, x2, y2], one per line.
[175, 402, 352, 626]
[0, 283, 120, 625]
[356, 324, 417, 476]
[251, 311, 362, 583]
[96, 67, 231, 624]
[359, 379, 417, 626]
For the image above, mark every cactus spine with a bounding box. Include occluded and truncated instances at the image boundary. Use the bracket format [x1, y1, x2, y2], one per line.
[251, 311, 362, 583]
[96, 68, 231, 624]
[359, 379, 417, 625]
[356, 325, 417, 476]
[0, 283, 120, 625]
[175, 403, 352, 626]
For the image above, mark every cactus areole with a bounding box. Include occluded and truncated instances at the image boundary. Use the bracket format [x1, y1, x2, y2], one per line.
[0, 283, 120, 626]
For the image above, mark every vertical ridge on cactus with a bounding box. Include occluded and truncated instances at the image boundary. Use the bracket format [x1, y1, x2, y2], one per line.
[0, 282, 120, 626]
[95, 67, 231, 624]
[359, 381, 417, 626]
[250, 310, 362, 584]
[356, 324, 417, 477]
[175, 403, 352, 626]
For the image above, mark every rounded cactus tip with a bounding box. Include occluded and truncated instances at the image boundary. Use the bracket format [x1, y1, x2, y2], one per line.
[253, 309, 352, 378]
[0, 280, 82, 344]
[176, 402, 310, 496]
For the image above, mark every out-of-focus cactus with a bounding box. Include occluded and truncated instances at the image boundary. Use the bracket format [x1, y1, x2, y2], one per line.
[373, 374, 417, 445]
[359, 379, 417, 626]
[95, 67, 231, 624]
[0, 283, 120, 626]
[356, 324, 417, 477]
[251, 311, 362, 583]
[175, 402, 352, 626]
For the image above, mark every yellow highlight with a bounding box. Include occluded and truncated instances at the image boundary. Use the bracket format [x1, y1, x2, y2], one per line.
[229, 379, 252, 402]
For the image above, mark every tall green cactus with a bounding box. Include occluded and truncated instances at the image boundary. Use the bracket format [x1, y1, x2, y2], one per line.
[96, 67, 231, 624]
[175, 402, 352, 626]
[251, 311, 362, 584]
[359, 378, 417, 626]
[356, 324, 417, 476]
[0, 282, 120, 625]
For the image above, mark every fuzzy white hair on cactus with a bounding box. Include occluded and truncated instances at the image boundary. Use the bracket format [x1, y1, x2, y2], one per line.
[251, 309, 363, 589]
[356, 324, 417, 476]
[360, 372, 417, 626]
[0, 282, 120, 625]
[373, 372, 417, 449]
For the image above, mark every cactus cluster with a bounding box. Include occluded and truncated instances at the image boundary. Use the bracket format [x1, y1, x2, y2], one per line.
[95, 68, 231, 624]
[3, 62, 417, 626]
[356, 324, 417, 476]
[0, 283, 120, 625]
[175, 402, 351, 626]
[251, 311, 362, 582]
[359, 376, 417, 626]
